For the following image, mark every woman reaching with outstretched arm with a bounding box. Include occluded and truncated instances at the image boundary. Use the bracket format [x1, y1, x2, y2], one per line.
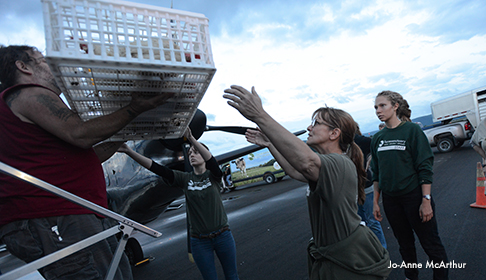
[118, 128, 239, 280]
[223, 85, 390, 279]
[245, 128, 307, 182]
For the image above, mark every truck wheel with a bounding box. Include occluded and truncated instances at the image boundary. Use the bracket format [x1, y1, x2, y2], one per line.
[263, 173, 276, 184]
[437, 138, 454, 153]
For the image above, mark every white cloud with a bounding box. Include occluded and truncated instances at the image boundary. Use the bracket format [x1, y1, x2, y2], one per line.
[308, 4, 336, 24]
[1, 0, 486, 156]
[198, 0, 486, 156]
[0, 25, 45, 51]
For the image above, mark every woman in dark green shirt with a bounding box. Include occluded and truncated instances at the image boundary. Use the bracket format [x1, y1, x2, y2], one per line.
[371, 90, 448, 280]
[118, 128, 238, 280]
[224, 85, 391, 279]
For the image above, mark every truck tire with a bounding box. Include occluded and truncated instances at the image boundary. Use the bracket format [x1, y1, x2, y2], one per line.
[263, 173, 276, 184]
[437, 137, 454, 153]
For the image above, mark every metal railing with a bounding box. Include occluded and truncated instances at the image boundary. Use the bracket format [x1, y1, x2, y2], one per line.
[0, 162, 162, 280]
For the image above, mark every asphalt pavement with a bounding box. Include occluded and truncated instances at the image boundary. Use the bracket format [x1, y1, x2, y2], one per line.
[131, 143, 486, 280]
[131, 178, 311, 280]
[382, 144, 486, 280]
[1, 143, 484, 280]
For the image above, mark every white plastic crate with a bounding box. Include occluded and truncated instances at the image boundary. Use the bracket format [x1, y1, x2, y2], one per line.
[41, 0, 216, 141]
[41, 0, 214, 67]
[47, 60, 214, 141]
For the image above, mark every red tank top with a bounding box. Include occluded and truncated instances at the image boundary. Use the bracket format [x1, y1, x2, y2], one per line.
[0, 84, 107, 226]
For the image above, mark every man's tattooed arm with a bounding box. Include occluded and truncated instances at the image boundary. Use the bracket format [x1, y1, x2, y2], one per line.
[34, 94, 74, 122]
[4, 89, 21, 108]
[93, 141, 124, 163]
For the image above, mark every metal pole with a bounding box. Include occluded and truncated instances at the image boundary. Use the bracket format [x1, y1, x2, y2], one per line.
[0, 162, 161, 238]
[0, 226, 120, 280]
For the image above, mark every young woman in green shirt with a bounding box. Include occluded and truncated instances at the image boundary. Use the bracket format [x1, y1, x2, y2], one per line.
[371, 90, 448, 280]
[118, 128, 239, 280]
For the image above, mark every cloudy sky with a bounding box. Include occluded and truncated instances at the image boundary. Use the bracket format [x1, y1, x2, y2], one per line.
[1, 0, 486, 156]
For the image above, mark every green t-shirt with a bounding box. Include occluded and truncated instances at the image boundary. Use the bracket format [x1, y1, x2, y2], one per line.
[307, 153, 362, 246]
[172, 169, 228, 235]
[370, 121, 434, 196]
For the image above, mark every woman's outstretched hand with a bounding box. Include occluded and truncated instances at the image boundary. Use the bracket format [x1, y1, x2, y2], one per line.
[117, 143, 131, 153]
[246, 128, 271, 148]
[223, 85, 266, 123]
[184, 127, 193, 140]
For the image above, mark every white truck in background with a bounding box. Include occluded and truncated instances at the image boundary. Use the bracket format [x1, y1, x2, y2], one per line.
[431, 85, 486, 128]
[422, 119, 473, 153]
[424, 85, 486, 153]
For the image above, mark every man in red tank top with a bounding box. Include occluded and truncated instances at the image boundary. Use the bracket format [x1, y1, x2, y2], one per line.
[0, 45, 174, 280]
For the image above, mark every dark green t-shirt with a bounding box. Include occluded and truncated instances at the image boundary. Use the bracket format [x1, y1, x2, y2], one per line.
[307, 153, 362, 246]
[172, 169, 228, 235]
[370, 121, 434, 196]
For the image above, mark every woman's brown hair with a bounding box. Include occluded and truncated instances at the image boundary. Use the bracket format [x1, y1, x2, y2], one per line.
[312, 107, 366, 205]
[376, 90, 412, 122]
